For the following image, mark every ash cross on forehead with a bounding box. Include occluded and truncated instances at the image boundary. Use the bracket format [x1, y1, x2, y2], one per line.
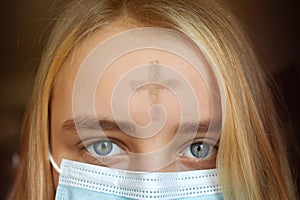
[130, 60, 180, 102]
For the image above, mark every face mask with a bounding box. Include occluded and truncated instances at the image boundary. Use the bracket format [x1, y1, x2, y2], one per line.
[50, 156, 224, 200]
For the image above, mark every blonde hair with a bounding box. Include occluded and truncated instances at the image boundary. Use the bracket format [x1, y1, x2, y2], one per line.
[9, 0, 297, 199]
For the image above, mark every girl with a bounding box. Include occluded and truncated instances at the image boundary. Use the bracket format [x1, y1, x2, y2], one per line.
[9, 0, 297, 199]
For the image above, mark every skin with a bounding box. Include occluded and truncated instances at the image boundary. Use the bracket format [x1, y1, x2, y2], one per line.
[50, 23, 221, 188]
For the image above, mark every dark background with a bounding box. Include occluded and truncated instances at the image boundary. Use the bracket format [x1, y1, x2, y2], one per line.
[0, 0, 299, 198]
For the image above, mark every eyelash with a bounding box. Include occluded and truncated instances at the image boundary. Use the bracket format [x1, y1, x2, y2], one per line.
[182, 141, 217, 159]
[78, 138, 126, 165]
[86, 140, 124, 157]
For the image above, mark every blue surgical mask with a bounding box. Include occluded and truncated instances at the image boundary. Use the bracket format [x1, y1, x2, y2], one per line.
[50, 156, 224, 200]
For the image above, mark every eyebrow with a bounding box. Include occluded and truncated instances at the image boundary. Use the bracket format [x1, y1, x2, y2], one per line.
[61, 116, 221, 135]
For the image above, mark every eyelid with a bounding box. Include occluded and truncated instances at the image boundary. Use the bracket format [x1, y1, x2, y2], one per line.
[80, 142, 128, 168]
[80, 137, 128, 151]
[87, 141, 122, 156]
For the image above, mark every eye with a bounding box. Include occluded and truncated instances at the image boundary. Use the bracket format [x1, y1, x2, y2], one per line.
[183, 142, 216, 159]
[86, 140, 123, 157]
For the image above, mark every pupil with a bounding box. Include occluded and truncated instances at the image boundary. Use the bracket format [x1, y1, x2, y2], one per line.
[93, 141, 112, 155]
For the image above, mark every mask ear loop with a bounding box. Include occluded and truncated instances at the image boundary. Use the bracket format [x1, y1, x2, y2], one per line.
[49, 153, 62, 174]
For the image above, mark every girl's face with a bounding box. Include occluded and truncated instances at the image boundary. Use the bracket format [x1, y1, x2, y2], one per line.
[50, 25, 221, 187]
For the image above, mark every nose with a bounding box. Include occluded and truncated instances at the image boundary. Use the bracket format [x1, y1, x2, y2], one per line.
[153, 161, 181, 172]
[126, 142, 183, 172]
[127, 158, 182, 172]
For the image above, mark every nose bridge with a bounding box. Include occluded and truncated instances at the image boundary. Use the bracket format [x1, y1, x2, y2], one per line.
[128, 157, 180, 172]
[126, 123, 193, 171]
[153, 160, 181, 172]
[127, 141, 179, 171]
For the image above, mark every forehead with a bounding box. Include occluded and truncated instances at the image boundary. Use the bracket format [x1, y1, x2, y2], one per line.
[57, 26, 215, 86]
[53, 27, 219, 125]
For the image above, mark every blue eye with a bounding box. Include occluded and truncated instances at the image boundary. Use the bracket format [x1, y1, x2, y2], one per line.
[183, 142, 215, 159]
[93, 141, 112, 155]
[86, 140, 123, 157]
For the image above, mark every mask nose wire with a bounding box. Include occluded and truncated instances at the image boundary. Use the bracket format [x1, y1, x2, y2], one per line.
[49, 153, 62, 174]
